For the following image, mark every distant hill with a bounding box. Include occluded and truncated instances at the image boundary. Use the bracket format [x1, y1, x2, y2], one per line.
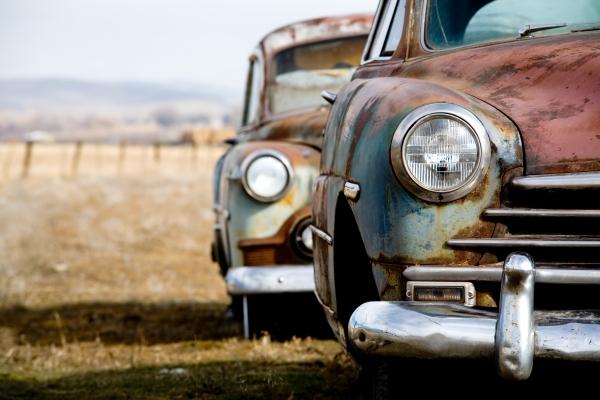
[0, 79, 240, 143]
[0, 79, 238, 111]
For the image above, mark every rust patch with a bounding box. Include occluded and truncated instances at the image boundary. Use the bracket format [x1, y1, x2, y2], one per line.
[238, 206, 312, 266]
[398, 32, 600, 174]
[243, 109, 329, 149]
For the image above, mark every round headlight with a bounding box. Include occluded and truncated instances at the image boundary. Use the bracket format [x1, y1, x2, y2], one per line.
[242, 151, 293, 202]
[300, 225, 313, 251]
[292, 218, 313, 259]
[391, 104, 490, 203]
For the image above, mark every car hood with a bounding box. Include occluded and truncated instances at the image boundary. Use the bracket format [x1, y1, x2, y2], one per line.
[401, 31, 600, 174]
[238, 108, 327, 150]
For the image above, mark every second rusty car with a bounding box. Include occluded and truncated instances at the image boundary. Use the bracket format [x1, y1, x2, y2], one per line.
[212, 15, 372, 337]
[312, 0, 600, 391]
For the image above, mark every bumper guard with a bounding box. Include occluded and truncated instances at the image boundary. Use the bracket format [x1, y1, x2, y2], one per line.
[348, 252, 600, 380]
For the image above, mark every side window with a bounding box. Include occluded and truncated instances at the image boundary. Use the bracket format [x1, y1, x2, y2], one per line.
[242, 56, 262, 127]
[364, 0, 406, 62]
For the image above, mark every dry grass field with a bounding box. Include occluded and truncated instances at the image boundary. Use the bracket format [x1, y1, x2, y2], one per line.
[0, 144, 355, 399]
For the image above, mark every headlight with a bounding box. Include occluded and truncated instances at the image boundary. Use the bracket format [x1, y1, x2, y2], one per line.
[391, 103, 490, 203]
[300, 225, 313, 251]
[292, 218, 313, 259]
[241, 150, 293, 202]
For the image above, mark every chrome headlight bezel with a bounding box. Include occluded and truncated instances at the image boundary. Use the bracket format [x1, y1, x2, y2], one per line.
[241, 150, 294, 202]
[390, 103, 491, 203]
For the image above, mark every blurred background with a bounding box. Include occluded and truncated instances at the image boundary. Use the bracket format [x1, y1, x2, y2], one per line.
[0, 0, 376, 143]
[0, 1, 377, 398]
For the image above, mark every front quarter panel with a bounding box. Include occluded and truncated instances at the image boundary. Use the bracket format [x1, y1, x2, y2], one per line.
[219, 141, 320, 268]
[322, 76, 523, 266]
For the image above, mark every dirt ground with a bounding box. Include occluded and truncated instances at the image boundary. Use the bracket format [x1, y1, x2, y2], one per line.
[0, 148, 356, 399]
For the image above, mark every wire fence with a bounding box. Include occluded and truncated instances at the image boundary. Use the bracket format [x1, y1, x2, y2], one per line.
[0, 142, 226, 180]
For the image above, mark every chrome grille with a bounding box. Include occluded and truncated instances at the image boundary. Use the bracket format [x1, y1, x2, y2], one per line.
[447, 172, 600, 264]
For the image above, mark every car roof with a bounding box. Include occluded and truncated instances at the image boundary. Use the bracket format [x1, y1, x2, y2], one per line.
[259, 14, 374, 59]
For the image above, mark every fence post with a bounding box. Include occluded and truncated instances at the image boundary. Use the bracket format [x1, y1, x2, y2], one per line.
[118, 141, 127, 175]
[2, 141, 15, 179]
[153, 142, 161, 163]
[70, 141, 82, 177]
[21, 141, 34, 179]
[191, 141, 198, 170]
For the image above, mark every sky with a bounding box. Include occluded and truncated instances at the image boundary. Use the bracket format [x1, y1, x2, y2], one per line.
[0, 0, 378, 97]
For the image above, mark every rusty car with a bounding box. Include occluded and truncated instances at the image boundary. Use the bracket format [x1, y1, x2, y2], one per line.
[211, 15, 372, 338]
[312, 0, 600, 391]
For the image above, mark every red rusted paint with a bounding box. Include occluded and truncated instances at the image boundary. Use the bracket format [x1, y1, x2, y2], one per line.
[360, 32, 600, 175]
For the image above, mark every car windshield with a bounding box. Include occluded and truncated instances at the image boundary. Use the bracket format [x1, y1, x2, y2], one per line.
[269, 36, 365, 115]
[426, 0, 600, 50]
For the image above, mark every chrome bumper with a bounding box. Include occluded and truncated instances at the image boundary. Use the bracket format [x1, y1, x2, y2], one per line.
[225, 265, 315, 296]
[349, 253, 600, 381]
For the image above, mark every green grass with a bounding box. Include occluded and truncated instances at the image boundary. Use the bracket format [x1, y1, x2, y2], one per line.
[0, 358, 354, 400]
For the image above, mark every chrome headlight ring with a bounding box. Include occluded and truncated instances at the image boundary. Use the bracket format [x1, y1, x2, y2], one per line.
[390, 103, 491, 203]
[241, 149, 294, 203]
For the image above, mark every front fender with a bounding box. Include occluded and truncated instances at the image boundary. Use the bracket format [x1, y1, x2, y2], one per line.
[322, 77, 523, 265]
[218, 140, 320, 268]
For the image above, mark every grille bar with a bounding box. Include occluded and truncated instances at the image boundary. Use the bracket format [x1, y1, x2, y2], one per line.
[404, 265, 600, 284]
[483, 208, 600, 218]
[447, 238, 600, 248]
[511, 172, 600, 191]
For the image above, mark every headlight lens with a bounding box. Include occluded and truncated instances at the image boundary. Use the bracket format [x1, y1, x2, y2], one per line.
[242, 152, 292, 202]
[293, 218, 313, 259]
[403, 117, 479, 192]
[300, 225, 313, 251]
[391, 103, 490, 203]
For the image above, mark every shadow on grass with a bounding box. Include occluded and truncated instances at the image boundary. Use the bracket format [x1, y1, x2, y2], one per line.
[0, 359, 354, 400]
[0, 302, 241, 345]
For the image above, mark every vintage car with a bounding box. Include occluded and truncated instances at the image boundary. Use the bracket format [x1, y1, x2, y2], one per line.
[313, 0, 600, 389]
[212, 15, 372, 337]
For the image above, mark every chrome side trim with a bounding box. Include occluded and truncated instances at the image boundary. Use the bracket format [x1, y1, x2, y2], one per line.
[225, 265, 314, 295]
[495, 253, 534, 380]
[484, 208, 600, 218]
[403, 265, 600, 285]
[310, 225, 333, 246]
[343, 182, 361, 201]
[511, 172, 600, 190]
[447, 238, 600, 248]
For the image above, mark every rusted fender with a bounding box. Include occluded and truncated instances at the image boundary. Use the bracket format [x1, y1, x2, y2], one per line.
[217, 141, 320, 268]
[239, 108, 329, 149]
[395, 32, 600, 175]
[320, 77, 523, 265]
